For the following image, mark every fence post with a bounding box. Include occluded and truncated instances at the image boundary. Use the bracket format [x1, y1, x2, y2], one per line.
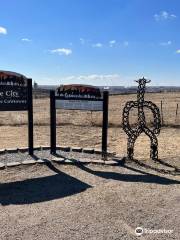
[50, 90, 56, 154]
[28, 79, 34, 155]
[102, 91, 109, 159]
[175, 103, 179, 123]
[160, 100, 164, 126]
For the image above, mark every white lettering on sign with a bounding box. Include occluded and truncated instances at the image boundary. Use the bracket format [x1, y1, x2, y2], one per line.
[56, 100, 103, 111]
[4, 99, 27, 104]
[5, 91, 19, 97]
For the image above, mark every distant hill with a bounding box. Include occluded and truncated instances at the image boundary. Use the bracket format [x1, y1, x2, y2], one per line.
[34, 85, 180, 97]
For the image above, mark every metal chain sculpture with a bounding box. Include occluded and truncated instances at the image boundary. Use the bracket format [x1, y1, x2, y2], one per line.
[122, 77, 161, 160]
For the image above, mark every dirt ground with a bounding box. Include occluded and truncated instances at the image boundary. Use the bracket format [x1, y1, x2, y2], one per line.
[0, 125, 180, 161]
[0, 162, 179, 240]
[0, 92, 180, 240]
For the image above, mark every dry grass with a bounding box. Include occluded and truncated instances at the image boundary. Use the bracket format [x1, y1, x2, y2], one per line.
[0, 92, 180, 160]
[0, 92, 179, 127]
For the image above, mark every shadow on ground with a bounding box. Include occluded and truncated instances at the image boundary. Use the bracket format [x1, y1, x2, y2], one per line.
[1, 159, 179, 206]
[130, 158, 180, 175]
[0, 162, 91, 206]
[76, 161, 180, 185]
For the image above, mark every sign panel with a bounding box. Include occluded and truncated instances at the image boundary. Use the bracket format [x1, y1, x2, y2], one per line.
[0, 71, 28, 111]
[56, 99, 103, 111]
[55, 84, 103, 111]
[50, 89, 109, 156]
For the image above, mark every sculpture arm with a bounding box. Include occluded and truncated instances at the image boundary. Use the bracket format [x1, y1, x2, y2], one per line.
[122, 101, 138, 136]
[144, 101, 161, 134]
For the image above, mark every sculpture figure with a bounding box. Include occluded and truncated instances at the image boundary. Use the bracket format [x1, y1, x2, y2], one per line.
[122, 77, 161, 160]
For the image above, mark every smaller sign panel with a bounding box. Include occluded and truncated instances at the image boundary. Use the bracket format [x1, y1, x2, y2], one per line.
[55, 84, 103, 111]
[56, 99, 103, 111]
[0, 71, 28, 111]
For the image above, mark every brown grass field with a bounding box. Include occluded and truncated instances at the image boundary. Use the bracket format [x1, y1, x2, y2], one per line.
[0, 92, 180, 160]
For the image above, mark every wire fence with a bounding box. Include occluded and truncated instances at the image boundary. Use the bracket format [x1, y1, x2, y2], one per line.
[0, 92, 179, 127]
[0, 92, 179, 151]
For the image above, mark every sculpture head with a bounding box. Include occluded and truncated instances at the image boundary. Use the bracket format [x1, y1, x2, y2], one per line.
[135, 77, 151, 85]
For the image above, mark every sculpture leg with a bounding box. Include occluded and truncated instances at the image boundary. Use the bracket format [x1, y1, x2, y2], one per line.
[150, 136, 158, 160]
[127, 137, 134, 160]
[144, 127, 158, 160]
[127, 133, 139, 160]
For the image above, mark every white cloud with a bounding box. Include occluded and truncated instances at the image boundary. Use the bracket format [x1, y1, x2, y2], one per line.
[160, 40, 172, 46]
[50, 48, 72, 56]
[154, 11, 177, 21]
[21, 38, 32, 42]
[176, 49, 180, 54]
[0, 26, 7, 34]
[123, 41, 129, 47]
[92, 43, 103, 48]
[60, 74, 124, 86]
[109, 40, 116, 47]
[80, 38, 85, 45]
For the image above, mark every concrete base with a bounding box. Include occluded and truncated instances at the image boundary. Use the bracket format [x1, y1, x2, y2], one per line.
[57, 146, 71, 152]
[7, 162, 21, 167]
[0, 163, 5, 169]
[83, 148, 94, 154]
[71, 147, 82, 152]
[22, 160, 36, 165]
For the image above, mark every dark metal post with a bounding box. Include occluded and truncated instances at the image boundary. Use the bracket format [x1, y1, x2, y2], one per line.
[161, 100, 164, 126]
[27, 79, 34, 155]
[50, 90, 56, 154]
[175, 103, 179, 123]
[102, 91, 109, 159]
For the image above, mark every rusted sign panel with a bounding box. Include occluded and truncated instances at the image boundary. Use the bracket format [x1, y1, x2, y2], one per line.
[0, 71, 28, 111]
[56, 84, 103, 111]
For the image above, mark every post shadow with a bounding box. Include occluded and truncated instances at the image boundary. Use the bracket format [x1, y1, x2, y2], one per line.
[0, 163, 91, 206]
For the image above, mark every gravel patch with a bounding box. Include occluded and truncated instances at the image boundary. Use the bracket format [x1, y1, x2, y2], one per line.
[1, 149, 180, 176]
[0, 149, 107, 165]
[0, 163, 179, 240]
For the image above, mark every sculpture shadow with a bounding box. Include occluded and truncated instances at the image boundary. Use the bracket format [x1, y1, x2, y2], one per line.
[155, 158, 180, 172]
[130, 158, 180, 175]
[0, 162, 91, 206]
[76, 162, 180, 185]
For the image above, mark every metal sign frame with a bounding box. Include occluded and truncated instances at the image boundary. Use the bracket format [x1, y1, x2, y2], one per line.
[50, 90, 109, 158]
[0, 74, 33, 155]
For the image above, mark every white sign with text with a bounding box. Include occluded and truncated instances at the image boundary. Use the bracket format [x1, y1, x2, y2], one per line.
[56, 99, 103, 111]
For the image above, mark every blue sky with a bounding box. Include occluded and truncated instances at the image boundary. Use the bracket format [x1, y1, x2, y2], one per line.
[0, 0, 180, 86]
